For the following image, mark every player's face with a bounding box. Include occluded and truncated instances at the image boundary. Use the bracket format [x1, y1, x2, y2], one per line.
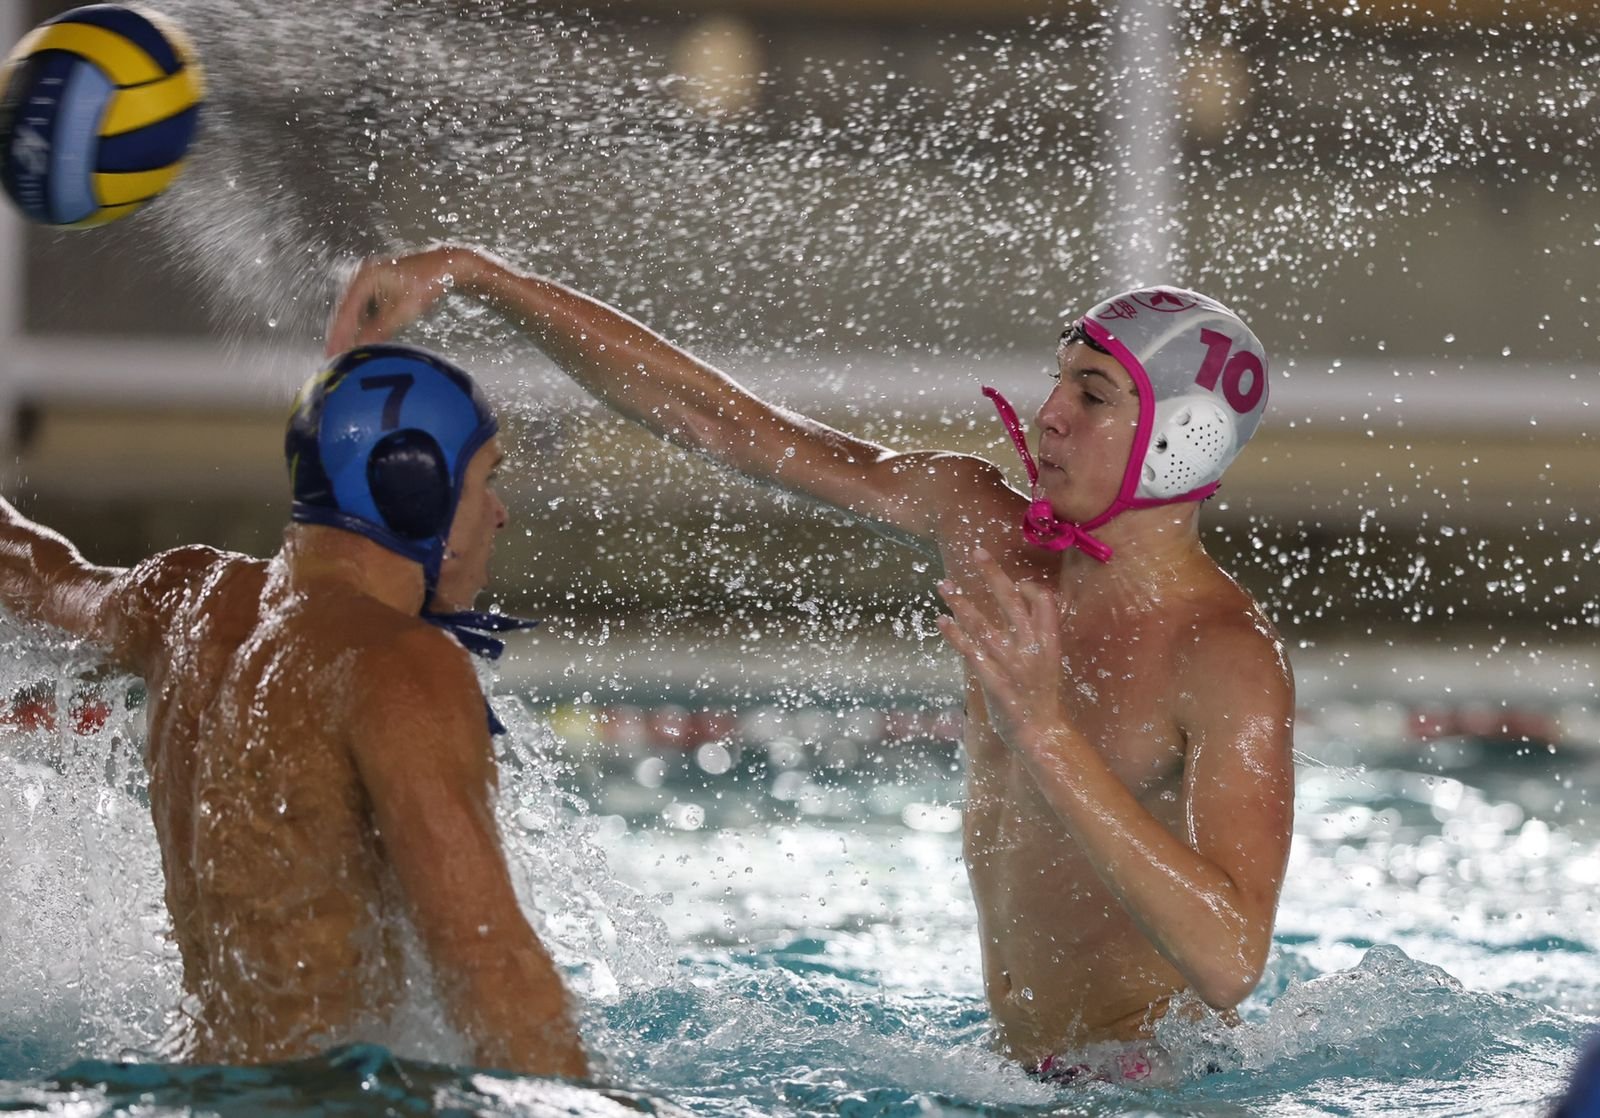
[1033, 339, 1140, 521]
[436, 437, 509, 610]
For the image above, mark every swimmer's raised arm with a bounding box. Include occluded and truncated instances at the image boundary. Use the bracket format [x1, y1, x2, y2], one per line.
[328, 246, 1006, 545]
[350, 625, 587, 1079]
[0, 497, 120, 639]
[0, 495, 190, 671]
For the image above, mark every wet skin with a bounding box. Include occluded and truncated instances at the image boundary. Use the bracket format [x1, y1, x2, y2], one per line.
[327, 246, 1297, 1064]
[947, 539, 1288, 1059]
[936, 345, 1294, 1057]
[143, 545, 414, 1060]
[0, 442, 586, 1076]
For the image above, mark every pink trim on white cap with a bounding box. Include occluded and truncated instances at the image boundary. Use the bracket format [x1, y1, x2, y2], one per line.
[1074, 318, 1220, 529]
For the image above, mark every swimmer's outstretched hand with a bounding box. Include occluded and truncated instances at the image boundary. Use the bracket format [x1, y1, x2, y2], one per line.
[325, 245, 490, 356]
[936, 548, 1069, 754]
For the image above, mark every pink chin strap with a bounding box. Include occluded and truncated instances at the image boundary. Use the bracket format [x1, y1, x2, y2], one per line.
[982, 384, 1222, 562]
[982, 386, 1116, 562]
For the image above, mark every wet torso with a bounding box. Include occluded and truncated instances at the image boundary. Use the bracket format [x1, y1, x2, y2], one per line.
[938, 494, 1261, 1065]
[138, 548, 411, 1062]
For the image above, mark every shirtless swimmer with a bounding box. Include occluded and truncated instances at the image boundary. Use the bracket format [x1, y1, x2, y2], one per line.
[0, 344, 586, 1076]
[327, 246, 1296, 1077]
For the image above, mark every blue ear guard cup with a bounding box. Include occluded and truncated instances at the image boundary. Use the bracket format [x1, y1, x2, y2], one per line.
[368, 429, 452, 540]
[286, 344, 498, 592]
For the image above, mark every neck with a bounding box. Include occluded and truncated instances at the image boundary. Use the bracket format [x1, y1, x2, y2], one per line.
[278, 523, 427, 615]
[1056, 503, 1209, 595]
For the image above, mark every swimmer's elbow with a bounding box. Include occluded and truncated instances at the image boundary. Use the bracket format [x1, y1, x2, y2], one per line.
[1193, 974, 1256, 1013]
[1190, 953, 1266, 1012]
[666, 402, 726, 454]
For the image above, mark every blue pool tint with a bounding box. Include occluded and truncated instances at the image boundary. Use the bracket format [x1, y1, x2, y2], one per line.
[0, 641, 1594, 1116]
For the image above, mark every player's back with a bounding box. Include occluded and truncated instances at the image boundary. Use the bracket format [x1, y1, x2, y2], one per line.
[136, 546, 410, 1062]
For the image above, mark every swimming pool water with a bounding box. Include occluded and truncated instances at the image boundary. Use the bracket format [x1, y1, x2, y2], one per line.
[0, 648, 1595, 1117]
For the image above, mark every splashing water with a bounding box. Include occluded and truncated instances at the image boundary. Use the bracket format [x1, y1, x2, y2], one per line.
[0, 631, 177, 1072]
[8, 0, 1600, 1114]
[126, 0, 1600, 354]
[3, 626, 1596, 1115]
[73, 0, 1595, 648]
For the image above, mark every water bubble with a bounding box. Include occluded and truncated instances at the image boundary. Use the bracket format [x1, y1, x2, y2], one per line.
[634, 758, 667, 789]
[694, 742, 734, 775]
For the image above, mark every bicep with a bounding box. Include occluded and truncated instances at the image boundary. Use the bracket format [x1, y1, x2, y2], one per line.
[724, 400, 1009, 542]
[1182, 661, 1297, 914]
[1, 502, 124, 640]
[647, 367, 1006, 542]
[46, 564, 123, 640]
[352, 665, 527, 956]
[33, 556, 172, 676]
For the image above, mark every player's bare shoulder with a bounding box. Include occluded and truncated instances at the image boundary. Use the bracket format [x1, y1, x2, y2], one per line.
[919, 451, 1033, 558]
[114, 545, 266, 667]
[339, 605, 484, 727]
[1174, 567, 1294, 730]
[123, 544, 256, 609]
[934, 451, 1026, 511]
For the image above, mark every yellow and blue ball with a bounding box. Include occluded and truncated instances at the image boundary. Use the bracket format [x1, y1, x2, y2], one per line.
[0, 4, 203, 227]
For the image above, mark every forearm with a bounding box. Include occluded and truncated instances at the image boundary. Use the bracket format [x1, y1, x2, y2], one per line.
[455, 252, 891, 491]
[460, 255, 749, 443]
[1021, 729, 1269, 1007]
[432, 919, 587, 1078]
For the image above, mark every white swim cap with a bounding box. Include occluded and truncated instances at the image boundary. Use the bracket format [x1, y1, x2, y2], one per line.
[983, 286, 1269, 562]
[1078, 286, 1268, 506]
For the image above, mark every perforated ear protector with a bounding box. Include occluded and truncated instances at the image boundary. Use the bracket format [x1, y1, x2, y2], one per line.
[1139, 394, 1237, 499]
[983, 287, 1269, 562]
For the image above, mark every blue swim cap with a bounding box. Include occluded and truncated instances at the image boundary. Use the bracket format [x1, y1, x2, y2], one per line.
[285, 343, 498, 592]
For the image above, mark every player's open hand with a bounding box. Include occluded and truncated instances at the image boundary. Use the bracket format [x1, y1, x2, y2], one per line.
[325, 245, 484, 356]
[935, 547, 1067, 754]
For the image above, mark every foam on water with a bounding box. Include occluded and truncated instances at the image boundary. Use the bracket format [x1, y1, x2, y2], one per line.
[3, 621, 1598, 1115]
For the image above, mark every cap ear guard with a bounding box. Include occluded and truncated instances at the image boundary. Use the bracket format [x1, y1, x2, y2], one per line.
[286, 343, 499, 599]
[1138, 394, 1236, 500]
[368, 429, 452, 540]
